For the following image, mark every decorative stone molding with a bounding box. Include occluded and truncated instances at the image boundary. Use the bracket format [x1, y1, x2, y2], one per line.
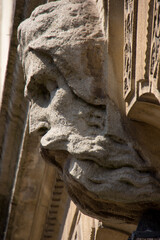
[42, 177, 68, 240]
[149, 0, 160, 93]
[124, 0, 160, 128]
[124, 0, 138, 101]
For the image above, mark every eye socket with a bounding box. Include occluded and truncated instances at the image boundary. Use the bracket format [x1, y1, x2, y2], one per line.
[37, 83, 51, 102]
[25, 74, 59, 105]
[46, 79, 58, 93]
[26, 80, 50, 103]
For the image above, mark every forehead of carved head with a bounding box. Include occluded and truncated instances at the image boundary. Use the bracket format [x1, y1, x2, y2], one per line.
[18, 0, 107, 106]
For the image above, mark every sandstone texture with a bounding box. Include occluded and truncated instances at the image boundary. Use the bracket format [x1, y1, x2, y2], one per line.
[17, 0, 160, 229]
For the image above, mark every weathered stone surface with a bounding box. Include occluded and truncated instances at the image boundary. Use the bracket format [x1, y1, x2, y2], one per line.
[17, 0, 160, 231]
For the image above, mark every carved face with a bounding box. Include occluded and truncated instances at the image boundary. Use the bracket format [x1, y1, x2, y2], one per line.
[23, 48, 160, 224]
[18, 0, 160, 226]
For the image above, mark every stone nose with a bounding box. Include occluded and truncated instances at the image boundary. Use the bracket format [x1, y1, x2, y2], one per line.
[29, 117, 51, 136]
[29, 103, 51, 136]
[40, 126, 70, 151]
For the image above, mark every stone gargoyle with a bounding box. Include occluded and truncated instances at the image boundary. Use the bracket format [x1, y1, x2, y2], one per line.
[17, 0, 160, 232]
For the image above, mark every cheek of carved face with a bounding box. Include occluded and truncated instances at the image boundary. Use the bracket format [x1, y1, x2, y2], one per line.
[26, 65, 106, 152]
[39, 88, 106, 153]
[28, 74, 107, 175]
[24, 51, 105, 138]
[29, 82, 105, 133]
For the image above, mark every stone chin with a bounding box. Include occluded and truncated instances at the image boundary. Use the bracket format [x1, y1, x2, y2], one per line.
[39, 132, 160, 225]
[63, 158, 160, 224]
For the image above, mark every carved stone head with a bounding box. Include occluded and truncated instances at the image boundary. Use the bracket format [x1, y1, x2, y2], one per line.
[17, 0, 160, 230]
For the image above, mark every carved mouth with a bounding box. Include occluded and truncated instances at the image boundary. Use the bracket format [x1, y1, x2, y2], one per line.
[40, 138, 153, 174]
[40, 147, 68, 173]
[40, 147, 62, 171]
[40, 145, 160, 205]
[67, 157, 160, 203]
[39, 129, 148, 172]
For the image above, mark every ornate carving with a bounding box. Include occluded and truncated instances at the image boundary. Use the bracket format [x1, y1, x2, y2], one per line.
[123, 0, 160, 129]
[124, 0, 137, 101]
[149, 0, 160, 89]
[17, 0, 160, 226]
